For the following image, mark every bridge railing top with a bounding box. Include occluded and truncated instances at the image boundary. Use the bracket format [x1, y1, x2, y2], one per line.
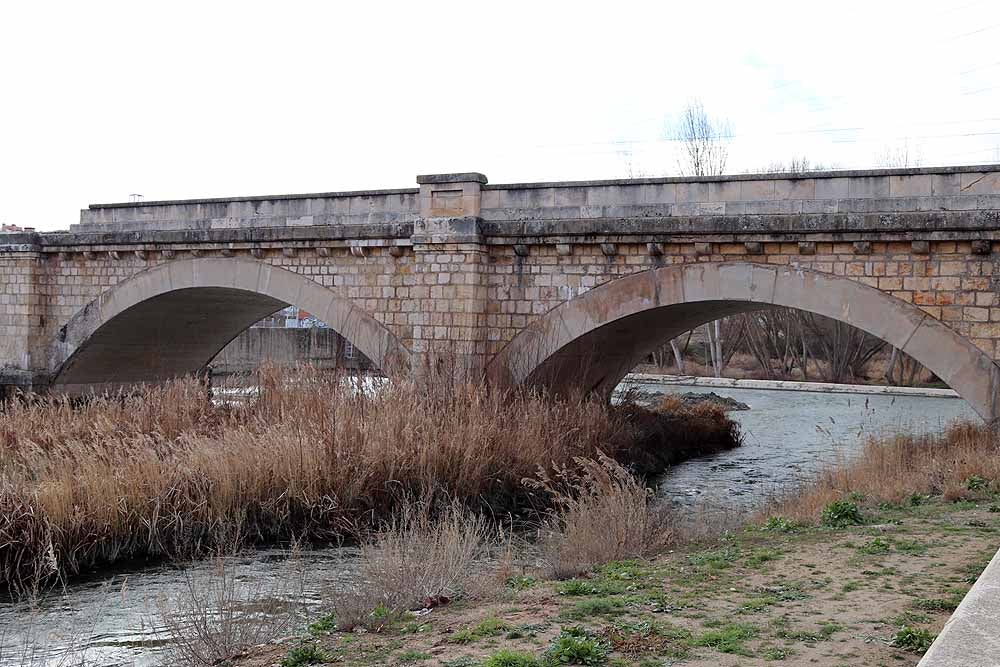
[482, 164, 1000, 190]
[73, 164, 1000, 232]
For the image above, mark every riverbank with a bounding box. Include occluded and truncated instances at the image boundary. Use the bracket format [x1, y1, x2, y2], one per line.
[625, 373, 961, 399]
[226, 422, 1000, 667]
[0, 367, 741, 597]
[237, 499, 996, 667]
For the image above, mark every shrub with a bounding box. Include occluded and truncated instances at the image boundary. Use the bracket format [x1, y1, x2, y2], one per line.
[332, 502, 495, 631]
[821, 500, 864, 528]
[157, 554, 305, 666]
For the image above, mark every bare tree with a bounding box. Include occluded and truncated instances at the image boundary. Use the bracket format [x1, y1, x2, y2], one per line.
[757, 157, 830, 174]
[618, 147, 651, 179]
[875, 140, 922, 168]
[797, 313, 885, 384]
[661, 100, 733, 374]
[673, 99, 731, 177]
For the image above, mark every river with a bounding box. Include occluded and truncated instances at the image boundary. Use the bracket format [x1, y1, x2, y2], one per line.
[0, 384, 977, 667]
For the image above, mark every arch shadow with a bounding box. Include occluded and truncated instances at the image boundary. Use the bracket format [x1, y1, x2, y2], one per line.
[487, 262, 1000, 422]
[52, 258, 410, 392]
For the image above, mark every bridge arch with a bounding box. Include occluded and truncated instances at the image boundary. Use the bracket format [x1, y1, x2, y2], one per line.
[51, 258, 410, 392]
[487, 262, 1000, 422]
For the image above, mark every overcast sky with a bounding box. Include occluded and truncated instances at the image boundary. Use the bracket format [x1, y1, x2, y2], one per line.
[2, 0, 1000, 231]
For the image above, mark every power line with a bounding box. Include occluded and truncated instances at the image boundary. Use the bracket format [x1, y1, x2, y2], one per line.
[957, 59, 1000, 76]
[936, 21, 1000, 43]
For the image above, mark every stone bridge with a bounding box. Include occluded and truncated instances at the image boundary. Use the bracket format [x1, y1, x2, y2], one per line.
[3, 165, 1000, 419]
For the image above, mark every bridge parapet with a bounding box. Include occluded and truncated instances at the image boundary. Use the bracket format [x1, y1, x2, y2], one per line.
[71, 166, 1000, 235]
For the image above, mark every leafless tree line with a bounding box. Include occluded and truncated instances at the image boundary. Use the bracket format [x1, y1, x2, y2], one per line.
[649, 307, 930, 386]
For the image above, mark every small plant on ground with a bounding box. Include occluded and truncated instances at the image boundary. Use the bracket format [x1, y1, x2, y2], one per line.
[913, 597, 959, 612]
[559, 597, 624, 620]
[544, 626, 609, 665]
[281, 644, 333, 667]
[857, 538, 890, 555]
[474, 617, 513, 637]
[821, 500, 864, 528]
[558, 580, 599, 596]
[693, 622, 757, 655]
[761, 516, 796, 532]
[965, 475, 989, 491]
[763, 646, 792, 661]
[507, 575, 537, 591]
[891, 626, 935, 653]
[451, 616, 513, 644]
[442, 659, 479, 667]
[397, 650, 431, 663]
[307, 612, 337, 636]
[745, 548, 781, 567]
[485, 650, 541, 667]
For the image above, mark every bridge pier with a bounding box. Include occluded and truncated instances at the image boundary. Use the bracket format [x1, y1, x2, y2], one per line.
[409, 173, 491, 376]
[0, 242, 49, 396]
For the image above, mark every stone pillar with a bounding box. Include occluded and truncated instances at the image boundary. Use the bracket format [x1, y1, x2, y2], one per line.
[410, 173, 490, 377]
[0, 237, 48, 393]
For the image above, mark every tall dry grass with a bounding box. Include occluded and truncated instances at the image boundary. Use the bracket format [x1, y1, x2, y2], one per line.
[531, 454, 674, 579]
[760, 421, 1000, 524]
[331, 501, 504, 631]
[0, 365, 737, 597]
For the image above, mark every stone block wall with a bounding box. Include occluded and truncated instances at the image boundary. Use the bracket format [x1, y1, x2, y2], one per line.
[3, 165, 1000, 391]
[484, 239, 1000, 358]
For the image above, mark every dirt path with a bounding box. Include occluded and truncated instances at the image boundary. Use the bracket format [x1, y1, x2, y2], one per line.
[232, 498, 998, 667]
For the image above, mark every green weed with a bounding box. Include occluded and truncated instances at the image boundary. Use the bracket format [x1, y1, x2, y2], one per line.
[891, 626, 935, 653]
[281, 645, 333, 667]
[484, 650, 541, 667]
[692, 622, 757, 655]
[821, 500, 864, 528]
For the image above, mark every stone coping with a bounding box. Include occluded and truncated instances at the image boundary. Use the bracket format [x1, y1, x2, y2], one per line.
[83, 165, 1000, 210]
[918, 546, 1000, 666]
[13, 209, 1000, 249]
[86, 186, 420, 210]
[483, 164, 1000, 190]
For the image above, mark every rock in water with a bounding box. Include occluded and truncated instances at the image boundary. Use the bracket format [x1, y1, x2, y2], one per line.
[676, 391, 750, 411]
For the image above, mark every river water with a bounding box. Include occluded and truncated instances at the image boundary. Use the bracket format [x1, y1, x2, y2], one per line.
[0, 384, 976, 666]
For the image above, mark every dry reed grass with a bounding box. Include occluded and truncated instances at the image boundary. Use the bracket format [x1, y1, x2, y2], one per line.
[0, 364, 736, 597]
[760, 421, 1000, 524]
[331, 501, 503, 631]
[531, 455, 674, 579]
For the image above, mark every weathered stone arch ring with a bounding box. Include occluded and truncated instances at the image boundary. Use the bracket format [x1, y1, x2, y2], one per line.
[487, 262, 1000, 422]
[51, 258, 411, 393]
